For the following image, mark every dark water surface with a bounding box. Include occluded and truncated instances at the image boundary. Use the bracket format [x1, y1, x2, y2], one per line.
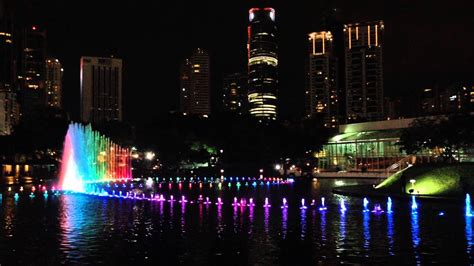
[0, 179, 472, 265]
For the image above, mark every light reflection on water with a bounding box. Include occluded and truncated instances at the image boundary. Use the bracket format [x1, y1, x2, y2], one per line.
[0, 179, 472, 265]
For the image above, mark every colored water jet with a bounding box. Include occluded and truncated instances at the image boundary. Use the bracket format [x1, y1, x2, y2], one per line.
[363, 197, 369, 212]
[466, 194, 473, 217]
[59, 123, 132, 192]
[387, 197, 393, 213]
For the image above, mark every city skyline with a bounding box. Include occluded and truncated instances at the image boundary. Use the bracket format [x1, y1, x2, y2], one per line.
[4, 0, 474, 125]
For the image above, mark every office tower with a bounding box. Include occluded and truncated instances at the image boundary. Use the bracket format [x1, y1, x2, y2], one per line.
[179, 48, 210, 116]
[0, 2, 18, 135]
[247, 7, 278, 120]
[80, 56, 122, 124]
[344, 21, 384, 122]
[19, 26, 47, 116]
[306, 31, 339, 127]
[222, 73, 248, 114]
[45, 58, 62, 108]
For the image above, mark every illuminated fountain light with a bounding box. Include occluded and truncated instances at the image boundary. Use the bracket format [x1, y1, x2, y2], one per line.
[363, 197, 369, 212]
[44, 191, 48, 198]
[7, 187, 11, 192]
[29, 192, 35, 199]
[59, 123, 132, 192]
[19, 186, 23, 192]
[0, 194, 2, 201]
[466, 194, 473, 217]
[204, 197, 211, 205]
[179, 195, 187, 203]
[168, 195, 175, 202]
[216, 197, 223, 205]
[300, 198, 307, 209]
[411, 196, 418, 212]
[197, 195, 203, 202]
[232, 197, 239, 206]
[159, 194, 165, 201]
[340, 199, 347, 212]
[14, 193, 19, 200]
[248, 198, 255, 207]
[372, 203, 384, 214]
[31, 186, 36, 192]
[319, 197, 327, 211]
[281, 198, 288, 209]
[263, 197, 271, 207]
[240, 198, 246, 207]
[310, 199, 316, 206]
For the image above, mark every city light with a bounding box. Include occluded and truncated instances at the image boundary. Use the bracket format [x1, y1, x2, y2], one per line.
[145, 152, 155, 161]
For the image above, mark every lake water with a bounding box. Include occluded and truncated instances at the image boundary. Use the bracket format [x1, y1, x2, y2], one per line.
[0, 178, 472, 265]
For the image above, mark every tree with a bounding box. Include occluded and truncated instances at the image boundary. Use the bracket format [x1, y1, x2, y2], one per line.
[399, 114, 474, 161]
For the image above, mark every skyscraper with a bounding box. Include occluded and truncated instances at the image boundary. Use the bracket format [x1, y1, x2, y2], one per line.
[222, 73, 247, 114]
[306, 31, 339, 127]
[19, 26, 47, 116]
[179, 48, 210, 116]
[344, 21, 384, 122]
[45, 58, 62, 108]
[247, 7, 278, 120]
[0, 2, 18, 135]
[80, 56, 122, 124]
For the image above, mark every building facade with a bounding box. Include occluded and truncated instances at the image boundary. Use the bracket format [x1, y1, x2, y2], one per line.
[19, 26, 47, 116]
[306, 31, 339, 127]
[45, 58, 62, 108]
[222, 72, 247, 114]
[80, 56, 122, 124]
[179, 48, 210, 116]
[247, 7, 278, 120]
[0, 4, 18, 135]
[344, 21, 384, 122]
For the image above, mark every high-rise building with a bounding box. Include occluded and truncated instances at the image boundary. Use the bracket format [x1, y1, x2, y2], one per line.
[80, 56, 122, 124]
[45, 58, 62, 108]
[179, 48, 210, 116]
[344, 21, 384, 122]
[247, 7, 278, 120]
[222, 73, 247, 114]
[306, 31, 339, 127]
[18, 26, 47, 116]
[0, 2, 18, 135]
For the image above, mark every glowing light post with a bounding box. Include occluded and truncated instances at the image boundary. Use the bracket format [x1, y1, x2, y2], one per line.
[263, 197, 271, 207]
[319, 197, 327, 211]
[466, 194, 473, 217]
[363, 197, 369, 212]
[387, 197, 393, 213]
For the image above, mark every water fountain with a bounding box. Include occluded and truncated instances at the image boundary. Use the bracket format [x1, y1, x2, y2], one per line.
[411, 196, 418, 212]
[387, 197, 393, 213]
[319, 197, 327, 211]
[363, 197, 369, 212]
[466, 194, 473, 217]
[59, 123, 132, 192]
[340, 199, 347, 212]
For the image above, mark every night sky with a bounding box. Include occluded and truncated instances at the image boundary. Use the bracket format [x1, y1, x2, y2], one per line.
[10, 0, 474, 125]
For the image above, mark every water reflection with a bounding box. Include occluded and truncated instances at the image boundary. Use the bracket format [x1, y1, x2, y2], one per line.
[300, 208, 307, 240]
[387, 212, 394, 256]
[411, 209, 420, 264]
[363, 211, 370, 251]
[264, 207, 270, 234]
[281, 207, 288, 239]
[466, 216, 472, 260]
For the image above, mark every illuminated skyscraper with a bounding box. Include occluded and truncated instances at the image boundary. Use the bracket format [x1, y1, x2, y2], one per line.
[19, 26, 47, 116]
[247, 7, 278, 120]
[179, 48, 210, 116]
[45, 58, 62, 108]
[344, 21, 384, 122]
[0, 2, 18, 135]
[306, 31, 339, 127]
[80, 56, 122, 124]
[223, 73, 247, 114]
